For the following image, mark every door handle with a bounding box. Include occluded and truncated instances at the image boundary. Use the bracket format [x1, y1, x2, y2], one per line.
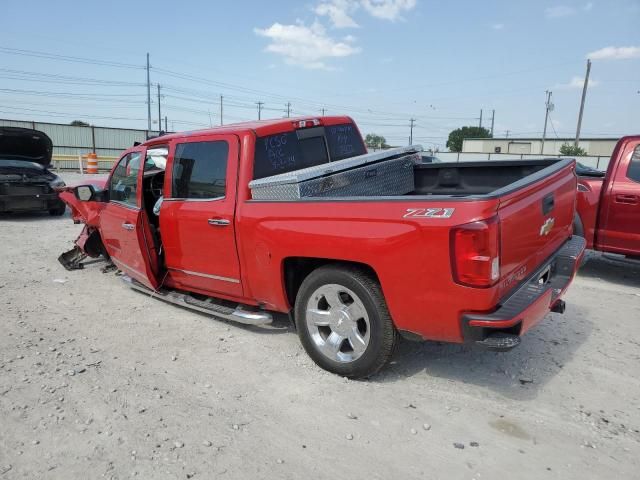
[121, 223, 135, 231]
[615, 194, 638, 205]
[208, 218, 230, 226]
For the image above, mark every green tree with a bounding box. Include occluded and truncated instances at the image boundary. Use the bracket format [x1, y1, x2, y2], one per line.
[446, 126, 492, 152]
[559, 143, 588, 156]
[364, 133, 388, 150]
[70, 120, 90, 126]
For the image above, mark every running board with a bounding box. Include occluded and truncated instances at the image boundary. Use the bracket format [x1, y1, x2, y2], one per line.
[121, 276, 273, 325]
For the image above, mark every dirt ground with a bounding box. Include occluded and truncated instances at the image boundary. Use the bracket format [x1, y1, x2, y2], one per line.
[1, 173, 639, 480]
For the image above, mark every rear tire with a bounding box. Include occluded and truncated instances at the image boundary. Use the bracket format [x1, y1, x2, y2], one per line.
[294, 265, 397, 379]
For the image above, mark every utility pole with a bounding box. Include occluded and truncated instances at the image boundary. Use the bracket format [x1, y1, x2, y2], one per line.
[575, 58, 591, 148]
[490, 109, 495, 136]
[157, 84, 162, 133]
[256, 101, 264, 120]
[541, 90, 553, 154]
[409, 118, 416, 145]
[146, 53, 151, 131]
[285, 102, 291, 118]
[321, 107, 326, 116]
[505, 130, 511, 138]
[164, 116, 168, 132]
[479, 109, 483, 129]
[220, 95, 223, 126]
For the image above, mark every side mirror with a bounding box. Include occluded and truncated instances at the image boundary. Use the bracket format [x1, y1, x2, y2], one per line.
[75, 185, 96, 201]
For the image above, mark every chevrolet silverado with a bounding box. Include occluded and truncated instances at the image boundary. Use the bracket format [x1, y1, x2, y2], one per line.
[58, 116, 585, 378]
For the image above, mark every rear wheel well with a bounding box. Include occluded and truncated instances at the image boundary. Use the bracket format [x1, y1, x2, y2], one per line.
[283, 257, 380, 312]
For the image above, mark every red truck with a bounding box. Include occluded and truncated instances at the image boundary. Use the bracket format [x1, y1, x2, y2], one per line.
[574, 136, 640, 258]
[59, 116, 585, 378]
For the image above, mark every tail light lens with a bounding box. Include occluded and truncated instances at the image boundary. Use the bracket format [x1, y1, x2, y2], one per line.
[450, 216, 500, 288]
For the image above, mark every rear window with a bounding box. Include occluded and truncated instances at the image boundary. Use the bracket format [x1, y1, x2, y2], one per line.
[253, 123, 365, 179]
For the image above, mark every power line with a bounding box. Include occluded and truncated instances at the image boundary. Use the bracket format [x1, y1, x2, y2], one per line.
[0, 68, 145, 87]
[0, 46, 143, 69]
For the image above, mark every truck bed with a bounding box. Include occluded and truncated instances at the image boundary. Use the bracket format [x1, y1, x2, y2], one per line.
[412, 159, 561, 197]
[249, 158, 571, 200]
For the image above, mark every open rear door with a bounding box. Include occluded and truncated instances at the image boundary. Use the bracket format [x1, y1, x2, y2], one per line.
[99, 147, 160, 290]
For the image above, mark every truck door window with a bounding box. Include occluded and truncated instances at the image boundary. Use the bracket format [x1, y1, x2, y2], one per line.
[109, 152, 141, 207]
[171, 141, 228, 199]
[626, 146, 640, 183]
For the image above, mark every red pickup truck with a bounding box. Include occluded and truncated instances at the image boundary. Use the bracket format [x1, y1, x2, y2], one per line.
[574, 135, 640, 258]
[59, 116, 585, 378]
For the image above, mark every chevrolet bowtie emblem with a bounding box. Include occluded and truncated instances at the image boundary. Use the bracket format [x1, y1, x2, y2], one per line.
[540, 217, 555, 236]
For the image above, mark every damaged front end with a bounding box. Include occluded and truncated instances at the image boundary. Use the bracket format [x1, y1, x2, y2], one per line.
[57, 185, 109, 271]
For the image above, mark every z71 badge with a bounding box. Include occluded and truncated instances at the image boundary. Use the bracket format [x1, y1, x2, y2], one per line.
[404, 207, 455, 219]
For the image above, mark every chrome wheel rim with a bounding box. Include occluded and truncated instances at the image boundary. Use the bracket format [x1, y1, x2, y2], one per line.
[305, 284, 370, 363]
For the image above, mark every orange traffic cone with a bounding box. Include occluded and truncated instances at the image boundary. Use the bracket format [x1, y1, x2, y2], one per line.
[87, 153, 98, 174]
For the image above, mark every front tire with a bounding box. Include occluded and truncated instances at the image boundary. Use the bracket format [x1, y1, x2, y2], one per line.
[294, 265, 397, 379]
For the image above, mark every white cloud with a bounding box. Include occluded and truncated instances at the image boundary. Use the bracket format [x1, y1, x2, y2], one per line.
[314, 0, 360, 28]
[556, 76, 600, 89]
[545, 5, 576, 18]
[316, 0, 417, 25]
[360, 0, 417, 21]
[587, 46, 640, 60]
[255, 0, 418, 69]
[491, 23, 504, 30]
[254, 21, 361, 70]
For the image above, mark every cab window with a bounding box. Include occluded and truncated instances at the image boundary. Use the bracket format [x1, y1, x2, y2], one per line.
[109, 152, 141, 207]
[627, 145, 640, 183]
[171, 141, 228, 199]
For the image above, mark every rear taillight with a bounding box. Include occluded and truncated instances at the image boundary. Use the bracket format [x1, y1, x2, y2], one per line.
[450, 216, 500, 288]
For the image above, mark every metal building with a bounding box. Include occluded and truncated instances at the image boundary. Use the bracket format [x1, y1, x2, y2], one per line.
[0, 118, 155, 158]
[462, 137, 619, 156]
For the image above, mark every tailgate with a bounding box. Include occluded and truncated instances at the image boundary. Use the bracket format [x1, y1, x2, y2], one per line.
[496, 159, 577, 298]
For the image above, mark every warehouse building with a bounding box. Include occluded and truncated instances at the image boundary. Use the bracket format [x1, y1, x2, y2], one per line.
[0, 118, 160, 157]
[462, 137, 619, 156]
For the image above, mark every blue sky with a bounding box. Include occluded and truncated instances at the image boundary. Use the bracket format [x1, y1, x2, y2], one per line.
[2, 0, 639, 149]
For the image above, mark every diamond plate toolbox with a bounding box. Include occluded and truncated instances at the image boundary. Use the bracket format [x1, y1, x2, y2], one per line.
[249, 146, 422, 200]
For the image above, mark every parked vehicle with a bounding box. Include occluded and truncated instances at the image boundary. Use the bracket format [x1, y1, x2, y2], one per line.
[0, 127, 66, 215]
[574, 136, 640, 258]
[59, 116, 584, 378]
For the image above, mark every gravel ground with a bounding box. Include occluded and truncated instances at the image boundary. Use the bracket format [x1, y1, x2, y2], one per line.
[1, 173, 639, 479]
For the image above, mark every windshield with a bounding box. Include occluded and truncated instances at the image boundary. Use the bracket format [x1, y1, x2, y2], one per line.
[0, 159, 46, 170]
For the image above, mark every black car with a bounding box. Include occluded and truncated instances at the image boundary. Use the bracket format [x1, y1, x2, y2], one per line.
[0, 127, 66, 215]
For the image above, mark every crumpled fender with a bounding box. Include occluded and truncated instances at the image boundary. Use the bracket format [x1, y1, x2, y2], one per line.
[58, 177, 108, 227]
[57, 177, 109, 260]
